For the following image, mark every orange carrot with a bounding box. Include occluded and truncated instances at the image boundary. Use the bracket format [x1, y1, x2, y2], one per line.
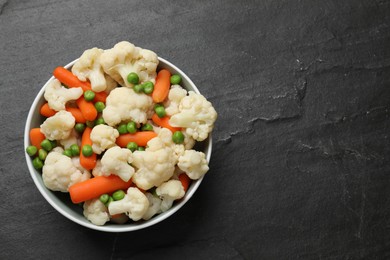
[151, 113, 181, 133]
[40, 103, 57, 117]
[178, 173, 191, 192]
[69, 175, 132, 204]
[152, 69, 171, 103]
[76, 97, 97, 121]
[65, 106, 86, 123]
[29, 128, 46, 149]
[116, 131, 157, 147]
[79, 127, 97, 170]
[93, 91, 108, 103]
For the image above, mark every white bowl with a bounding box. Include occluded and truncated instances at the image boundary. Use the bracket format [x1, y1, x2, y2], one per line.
[24, 57, 212, 232]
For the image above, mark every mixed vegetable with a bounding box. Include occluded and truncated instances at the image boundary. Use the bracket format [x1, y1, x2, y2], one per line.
[26, 41, 217, 226]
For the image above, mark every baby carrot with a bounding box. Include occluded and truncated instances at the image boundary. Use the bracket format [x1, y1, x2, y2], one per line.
[65, 106, 86, 123]
[40, 103, 57, 117]
[69, 175, 132, 204]
[76, 97, 97, 122]
[152, 69, 171, 103]
[178, 173, 191, 192]
[151, 113, 181, 133]
[79, 127, 97, 170]
[29, 128, 46, 149]
[116, 131, 157, 147]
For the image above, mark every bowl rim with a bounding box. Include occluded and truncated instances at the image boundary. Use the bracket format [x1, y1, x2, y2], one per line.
[24, 57, 212, 232]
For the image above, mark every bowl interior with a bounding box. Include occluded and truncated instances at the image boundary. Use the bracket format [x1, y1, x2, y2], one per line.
[24, 57, 212, 232]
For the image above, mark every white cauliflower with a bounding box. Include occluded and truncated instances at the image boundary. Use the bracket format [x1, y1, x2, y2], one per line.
[104, 74, 118, 94]
[100, 146, 134, 182]
[178, 150, 209, 180]
[100, 41, 159, 88]
[142, 192, 162, 220]
[92, 159, 104, 177]
[71, 157, 90, 176]
[83, 199, 110, 226]
[44, 79, 83, 111]
[156, 180, 185, 212]
[131, 129, 178, 190]
[164, 85, 187, 116]
[71, 47, 108, 92]
[42, 150, 91, 192]
[90, 124, 119, 154]
[169, 91, 217, 141]
[102, 87, 153, 126]
[108, 187, 149, 221]
[59, 129, 79, 149]
[40, 110, 75, 140]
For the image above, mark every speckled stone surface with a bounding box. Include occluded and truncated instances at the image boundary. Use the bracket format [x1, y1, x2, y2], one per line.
[1, 0, 390, 259]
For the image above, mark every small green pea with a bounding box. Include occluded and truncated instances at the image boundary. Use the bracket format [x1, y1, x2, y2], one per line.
[95, 117, 105, 125]
[32, 157, 43, 170]
[70, 144, 80, 156]
[26, 145, 38, 156]
[82, 145, 93, 157]
[86, 120, 95, 128]
[143, 81, 154, 94]
[155, 106, 166, 118]
[137, 146, 145, 151]
[141, 123, 153, 131]
[99, 194, 109, 204]
[94, 101, 105, 113]
[38, 149, 47, 161]
[172, 131, 185, 144]
[126, 121, 137, 134]
[105, 196, 114, 206]
[117, 124, 128, 134]
[75, 123, 86, 133]
[133, 84, 144, 93]
[84, 90, 96, 101]
[126, 142, 138, 152]
[127, 72, 139, 84]
[112, 190, 126, 201]
[50, 140, 57, 148]
[63, 149, 73, 157]
[170, 74, 182, 85]
[154, 103, 163, 110]
[40, 139, 53, 152]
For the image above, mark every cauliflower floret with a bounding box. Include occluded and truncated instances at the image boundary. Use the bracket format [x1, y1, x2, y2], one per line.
[104, 74, 118, 94]
[108, 187, 149, 221]
[177, 150, 209, 180]
[169, 91, 217, 141]
[164, 85, 187, 116]
[71, 47, 108, 92]
[131, 129, 177, 190]
[71, 157, 90, 176]
[40, 110, 75, 140]
[90, 124, 119, 154]
[44, 79, 83, 111]
[100, 146, 134, 182]
[92, 159, 104, 177]
[156, 179, 185, 212]
[83, 199, 110, 226]
[42, 150, 91, 192]
[59, 129, 79, 149]
[102, 87, 153, 126]
[142, 192, 162, 220]
[100, 41, 159, 88]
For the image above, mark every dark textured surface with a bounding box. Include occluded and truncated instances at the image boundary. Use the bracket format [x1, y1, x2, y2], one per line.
[1, 0, 390, 259]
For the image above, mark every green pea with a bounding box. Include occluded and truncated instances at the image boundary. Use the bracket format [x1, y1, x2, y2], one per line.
[32, 157, 43, 170]
[141, 123, 153, 131]
[38, 149, 47, 161]
[126, 121, 137, 134]
[50, 140, 57, 148]
[84, 90, 96, 101]
[105, 196, 114, 206]
[82, 145, 93, 157]
[40, 139, 53, 152]
[95, 117, 105, 125]
[155, 106, 166, 118]
[170, 74, 182, 85]
[143, 81, 154, 94]
[75, 123, 86, 133]
[112, 190, 126, 201]
[63, 149, 73, 157]
[26, 145, 38, 156]
[94, 102, 105, 113]
[86, 120, 95, 128]
[154, 103, 163, 109]
[137, 146, 145, 151]
[127, 72, 139, 84]
[133, 84, 144, 93]
[117, 124, 128, 134]
[99, 194, 109, 204]
[126, 142, 138, 152]
[70, 144, 80, 156]
[172, 131, 185, 144]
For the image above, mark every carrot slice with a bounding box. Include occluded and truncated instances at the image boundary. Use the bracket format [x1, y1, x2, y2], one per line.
[76, 97, 97, 122]
[152, 69, 171, 103]
[116, 131, 157, 147]
[151, 114, 181, 133]
[40, 103, 57, 117]
[65, 106, 86, 123]
[79, 127, 97, 170]
[178, 173, 191, 192]
[29, 128, 46, 149]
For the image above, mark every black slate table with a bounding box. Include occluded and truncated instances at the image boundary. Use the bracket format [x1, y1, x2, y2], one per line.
[1, 0, 390, 259]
